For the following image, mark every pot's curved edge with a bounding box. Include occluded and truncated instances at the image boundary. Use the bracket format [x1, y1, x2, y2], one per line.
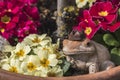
[0, 66, 120, 80]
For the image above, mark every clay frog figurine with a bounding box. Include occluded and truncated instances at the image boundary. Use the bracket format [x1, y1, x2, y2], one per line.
[62, 30, 115, 74]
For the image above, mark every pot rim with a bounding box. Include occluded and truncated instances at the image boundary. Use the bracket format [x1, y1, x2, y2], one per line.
[0, 66, 120, 80]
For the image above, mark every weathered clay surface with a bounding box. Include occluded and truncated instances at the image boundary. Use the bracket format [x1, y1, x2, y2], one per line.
[0, 66, 120, 80]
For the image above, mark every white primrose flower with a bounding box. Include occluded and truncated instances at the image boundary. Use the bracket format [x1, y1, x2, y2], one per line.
[37, 51, 58, 68]
[76, 0, 88, 8]
[76, 0, 96, 8]
[1, 58, 23, 73]
[11, 43, 31, 61]
[34, 45, 51, 55]
[0, 34, 65, 77]
[34, 65, 63, 77]
[20, 55, 40, 75]
[23, 34, 51, 47]
[47, 66, 63, 77]
[34, 67, 49, 77]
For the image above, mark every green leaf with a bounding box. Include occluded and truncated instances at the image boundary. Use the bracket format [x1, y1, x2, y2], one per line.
[93, 34, 104, 44]
[103, 34, 119, 47]
[63, 61, 71, 74]
[60, 58, 71, 74]
[111, 54, 120, 65]
[111, 48, 120, 65]
[111, 48, 120, 56]
[115, 29, 120, 43]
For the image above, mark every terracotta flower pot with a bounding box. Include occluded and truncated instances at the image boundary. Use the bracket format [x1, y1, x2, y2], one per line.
[0, 66, 120, 80]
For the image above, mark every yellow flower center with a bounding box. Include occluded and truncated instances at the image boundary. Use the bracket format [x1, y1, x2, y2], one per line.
[9, 66, 18, 73]
[98, 11, 108, 17]
[27, 62, 36, 71]
[1, 15, 11, 24]
[79, 0, 84, 2]
[84, 27, 92, 35]
[42, 47, 50, 52]
[16, 49, 25, 57]
[0, 28, 5, 33]
[32, 37, 41, 43]
[40, 58, 50, 67]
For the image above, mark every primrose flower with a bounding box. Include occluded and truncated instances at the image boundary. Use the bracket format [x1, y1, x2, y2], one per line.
[76, 0, 88, 8]
[74, 10, 100, 39]
[89, 1, 120, 32]
[76, 0, 96, 8]
[0, 34, 65, 77]
[11, 43, 31, 61]
[47, 66, 63, 77]
[23, 34, 51, 47]
[24, 5, 40, 20]
[22, 0, 38, 5]
[20, 55, 40, 75]
[90, 1, 118, 24]
[0, 0, 40, 45]
[36, 50, 58, 68]
[111, 0, 120, 7]
[1, 58, 22, 73]
[79, 19, 100, 39]
[0, 1, 20, 40]
[17, 21, 37, 42]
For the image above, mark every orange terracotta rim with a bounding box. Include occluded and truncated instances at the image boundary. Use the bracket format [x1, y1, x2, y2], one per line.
[0, 66, 120, 80]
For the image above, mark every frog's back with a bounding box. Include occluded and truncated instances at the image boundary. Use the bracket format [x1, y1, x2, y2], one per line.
[91, 41, 111, 64]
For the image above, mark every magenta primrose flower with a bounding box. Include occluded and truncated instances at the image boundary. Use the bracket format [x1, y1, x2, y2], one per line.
[0, 0, 40, 45]
[17, 20, 37, 42]
[89, 1, 120, 32]
[111, 0, 120, 7]
[74, 10, 100, 39]
[90, 1, 117, 24]
[24, 0, 38, 5]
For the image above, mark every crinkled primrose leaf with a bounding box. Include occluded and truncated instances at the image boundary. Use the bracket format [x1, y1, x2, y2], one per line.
[110, 48, 120, 65]
[103, 34, 120, 47]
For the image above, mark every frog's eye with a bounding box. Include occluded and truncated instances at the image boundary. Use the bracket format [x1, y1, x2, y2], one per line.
[72, 30, 76, 35]
[87, 42, 90, 46]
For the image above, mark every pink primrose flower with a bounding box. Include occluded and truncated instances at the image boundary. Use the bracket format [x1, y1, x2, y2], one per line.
[0, 0, 40, 45]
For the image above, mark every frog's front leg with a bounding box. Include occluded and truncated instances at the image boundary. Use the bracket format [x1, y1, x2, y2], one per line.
[86, 62, 99, 74]
[66, 56, 86, 70]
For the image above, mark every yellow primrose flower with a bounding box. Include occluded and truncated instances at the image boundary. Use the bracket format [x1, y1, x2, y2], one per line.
[23, 34, 51, 47]
[1, 58, 23, 73]
[39, 54, 58, 68]
[21, 55, 40, 75]
[34, 67, 49, 77]
[47, 66, 63, 77]
[11, 43, 31, 61]
[34, 71, 47, 77]
[76, 0, 96, 8]
[35, 47, 58, 68]
[76, 0, 88, 8]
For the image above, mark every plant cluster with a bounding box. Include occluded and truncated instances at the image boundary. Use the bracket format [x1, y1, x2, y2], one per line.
[74, 0, 120, 65]
[0, 34, 70, 77]
[0, 0, 40, 45]
[0, 0, 120, 77]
